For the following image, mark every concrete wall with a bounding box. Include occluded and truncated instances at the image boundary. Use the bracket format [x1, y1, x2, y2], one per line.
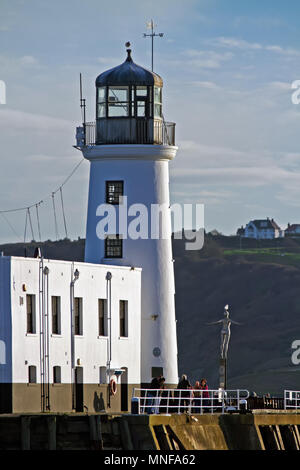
[1, 411, 300, 450]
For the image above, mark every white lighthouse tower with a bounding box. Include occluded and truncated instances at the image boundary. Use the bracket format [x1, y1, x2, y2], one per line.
[77, 47, 178, 386]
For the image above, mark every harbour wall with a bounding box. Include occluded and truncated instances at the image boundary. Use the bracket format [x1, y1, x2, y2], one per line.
[0, 411, 300, 450]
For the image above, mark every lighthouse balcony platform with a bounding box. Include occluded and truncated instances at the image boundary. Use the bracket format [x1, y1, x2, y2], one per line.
[76, 119, 175, 147]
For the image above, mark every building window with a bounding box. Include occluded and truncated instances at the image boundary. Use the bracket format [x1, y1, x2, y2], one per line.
[105, 235, 123, 258]
[28, 365, 37, 384]
[119, 300, 128, 337]
[26, 294, 36, 334]
[99, 366, 107, 384]
[51, 296, 61, 335]
[98, 299, 107, 336]
[108, 86, 129, 117]
[74, 297, 83, 336]
[53, 366, 61, 384]
[106, 181, 124, 205]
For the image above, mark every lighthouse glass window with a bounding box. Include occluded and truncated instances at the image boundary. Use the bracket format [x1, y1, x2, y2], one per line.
[97, 87, 106, 118]
[154, 86, 162, 118]
[108, 86, 129, 117]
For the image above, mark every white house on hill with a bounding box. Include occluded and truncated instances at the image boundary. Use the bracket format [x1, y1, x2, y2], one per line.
[238, 218, 284, 239]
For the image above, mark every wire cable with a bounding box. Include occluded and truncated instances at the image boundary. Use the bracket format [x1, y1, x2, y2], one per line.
[51, 193, 59, 241]
[0, 158, 85, 214]
[27, 207, 35, 241]
[23, 210, 28, 243]
[0, 213, 22, 241]
[0, 158, 85, 242]
[60, 187, 68, 239]
[36, 202, 42, 242]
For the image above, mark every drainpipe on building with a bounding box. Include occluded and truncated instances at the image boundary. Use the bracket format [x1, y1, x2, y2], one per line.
[106, 272, 112, 408]
[70, 266, 80, 410]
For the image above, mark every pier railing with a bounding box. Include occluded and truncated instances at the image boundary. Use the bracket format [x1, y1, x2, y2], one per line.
[284, 390, 300, 410]
[132, 388, 249, 415]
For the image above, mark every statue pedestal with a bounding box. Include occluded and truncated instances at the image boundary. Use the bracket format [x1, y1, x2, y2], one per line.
[219, 358, 227, 390]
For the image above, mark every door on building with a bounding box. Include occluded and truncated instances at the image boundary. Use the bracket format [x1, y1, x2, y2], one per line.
[75, 367, 84, 412]
[121, 367, 128, 412]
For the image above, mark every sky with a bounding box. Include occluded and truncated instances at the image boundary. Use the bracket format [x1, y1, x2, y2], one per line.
[1, 0, 300, 242]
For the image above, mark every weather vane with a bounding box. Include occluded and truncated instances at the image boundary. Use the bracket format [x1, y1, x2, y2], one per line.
[143, 19, 164, 72]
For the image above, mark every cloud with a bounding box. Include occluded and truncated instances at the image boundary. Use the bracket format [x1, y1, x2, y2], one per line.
[0, 108, 71, 133]
[97, 57, 121, 66]
[25, 153, 77, 163]
[19, 55, 38, 66]
[269, 81, 292, 91]
[210, 37, 300, 57]
[189, 81, 220, 90]
[171, 166, 300, 188]
[182, 49, 234, 69]
[0, 54, 39, 71]
[211, 37, 262, 50]
[178, 141, 252, 165]
[265, 45, 300, 56]
[172, 138, 300, 212]
[172, 187, 234, 205]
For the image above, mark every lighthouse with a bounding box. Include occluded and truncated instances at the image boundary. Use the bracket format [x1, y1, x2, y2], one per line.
[77, 47, 178, 386]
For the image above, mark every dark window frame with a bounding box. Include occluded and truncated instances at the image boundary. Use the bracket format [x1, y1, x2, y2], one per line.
[26, 294, 36, 334]
[119, 300, 128, 338]
[106, 180, 124, 205]
[74, 297, 83, 336]
[105, 235, 123, 259]
[51, 296, 61, 335]
[98, 299, 107, 336]
[53, 366, 61, 384]
[28, 365, 37, 384]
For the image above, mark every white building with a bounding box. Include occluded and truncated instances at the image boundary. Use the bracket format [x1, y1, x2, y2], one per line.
[0, 256, 141, 413]
[240, 218, 284, 239]
[0, 47, 179, 412]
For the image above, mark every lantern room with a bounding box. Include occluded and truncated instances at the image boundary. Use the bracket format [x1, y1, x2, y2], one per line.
[90, 48, 175, 146]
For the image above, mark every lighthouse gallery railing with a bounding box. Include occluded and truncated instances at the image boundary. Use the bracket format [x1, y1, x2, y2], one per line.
[84, 120, 175, 146]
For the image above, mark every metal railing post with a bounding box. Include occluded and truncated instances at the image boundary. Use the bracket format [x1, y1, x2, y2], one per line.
[284, 390, 286, 410]
[179, 390, 181, 414]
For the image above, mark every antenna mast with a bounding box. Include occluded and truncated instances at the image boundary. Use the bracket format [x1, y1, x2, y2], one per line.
[143, 19, 164, 71]
[79, 73, 86, 145]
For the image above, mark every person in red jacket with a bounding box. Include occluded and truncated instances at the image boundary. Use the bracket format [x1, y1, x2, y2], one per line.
[199, 378, 210, 412]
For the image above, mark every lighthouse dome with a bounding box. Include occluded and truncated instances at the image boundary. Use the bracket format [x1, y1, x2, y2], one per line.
[95, 49, 163, 87]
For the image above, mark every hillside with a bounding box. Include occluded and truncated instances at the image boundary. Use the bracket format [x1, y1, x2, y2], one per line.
[1, 235, 300, 395]
[174, 235, 300, 395]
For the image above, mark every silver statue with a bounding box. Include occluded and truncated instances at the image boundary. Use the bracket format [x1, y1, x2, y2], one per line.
[208, 305, 241, 359]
